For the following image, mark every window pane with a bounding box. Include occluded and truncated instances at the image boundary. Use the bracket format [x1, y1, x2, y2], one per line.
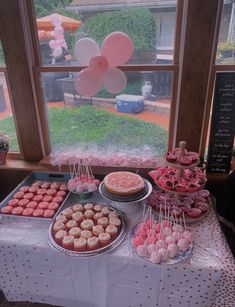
[33, 0, 177, 65]
[0, 72, 20, 152]
[216, 1, 235, 64]
[40, 70, 172, 166]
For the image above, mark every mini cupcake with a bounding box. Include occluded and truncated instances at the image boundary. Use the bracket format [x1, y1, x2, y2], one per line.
[80, 219, 94, 230]
[62, 235, 74, 250]
[93, 204, 103, 212]
[105, 225, 118, 238]
[84, 203, 94, 210]
[72, 203, 84, 212]
[66, 220, 77, 230]
[92, 225, 104, 236]
[97, 217, 109, 228]
[87, 237, 99, 251]
[68, 227, 81, 238]
[101, 206, 110, 216]
[108, 210, 119, 219]
[54, 230, 67, 243]
[56, 214, 67, 224]
[53, 221, 65, 232]
[93, 212, 103, 221]
[109, 217, 121, 227]
[84, 209, 95, 219]
[61, 208, 74, 219]
[72, 211, 84, 223]
[98, 233, 111, 247]
[74, 237, 87, 252]
[80, 230, 92, 240]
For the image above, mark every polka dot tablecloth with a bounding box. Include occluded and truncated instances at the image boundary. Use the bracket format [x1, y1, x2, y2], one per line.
[0, 193, 234, 307]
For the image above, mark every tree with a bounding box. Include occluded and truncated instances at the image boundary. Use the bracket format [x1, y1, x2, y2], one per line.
[33, 0, 76, 18]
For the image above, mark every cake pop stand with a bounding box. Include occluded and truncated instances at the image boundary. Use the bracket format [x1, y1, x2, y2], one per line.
[99, 179, 153, 213]
[129, 222, 194, 265]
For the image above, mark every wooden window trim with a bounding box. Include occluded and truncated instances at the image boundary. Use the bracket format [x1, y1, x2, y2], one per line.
[1, 0, 232, 180]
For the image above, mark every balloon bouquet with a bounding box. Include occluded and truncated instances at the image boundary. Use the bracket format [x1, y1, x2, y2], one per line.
[48, 14, 68, 63]
[73, 32, 133, 97]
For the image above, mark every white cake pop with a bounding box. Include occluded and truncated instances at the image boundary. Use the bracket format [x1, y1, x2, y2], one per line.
[149, 251, 161, 264]
[167, 243, 178, 258]
[165, 235, 175, 245]
[158, 248, 169, 261]
[172, 231, 181, 242]
[147, 243, 156, 255]
[172, 224, 184, 232]
[177, 238, 190, 251]
[136, 245, 147, 257]
[156, 239, 167, 250]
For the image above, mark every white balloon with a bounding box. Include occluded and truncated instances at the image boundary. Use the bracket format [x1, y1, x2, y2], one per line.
[53, 46, 62, 58]
[74, 38, 100, 66]
[102, 68, 127, 94]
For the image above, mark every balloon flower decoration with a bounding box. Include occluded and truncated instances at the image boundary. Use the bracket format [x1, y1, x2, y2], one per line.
[74, 32, 133, 97]
[48, 14, 68, 60]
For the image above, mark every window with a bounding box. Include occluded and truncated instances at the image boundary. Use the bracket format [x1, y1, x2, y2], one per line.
[216, 0, 235, 65]
[0, 40, 20, 152]
[32, 0, 178, 164]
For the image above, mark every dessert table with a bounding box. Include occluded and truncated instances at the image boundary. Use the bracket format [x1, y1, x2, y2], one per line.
[0, 192, 234, 307]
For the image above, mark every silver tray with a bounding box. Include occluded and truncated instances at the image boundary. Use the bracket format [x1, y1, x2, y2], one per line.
[47, 203, 127, 257]
[0, 171, 71, 221]
[129, 222, 194, 265]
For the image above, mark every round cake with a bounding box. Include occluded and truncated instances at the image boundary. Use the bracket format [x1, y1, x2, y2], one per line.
[104, 172, 145, 196]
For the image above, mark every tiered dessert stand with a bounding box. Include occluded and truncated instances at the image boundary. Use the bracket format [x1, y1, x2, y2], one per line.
[149, 141, 210, 223]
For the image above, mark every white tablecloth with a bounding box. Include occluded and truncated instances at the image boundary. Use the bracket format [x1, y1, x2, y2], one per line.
[0, 192, 234, 307]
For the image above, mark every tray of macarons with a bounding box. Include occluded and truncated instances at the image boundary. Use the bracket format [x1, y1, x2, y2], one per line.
[0, 172, 70, 220]
[47, 202, 127, 257]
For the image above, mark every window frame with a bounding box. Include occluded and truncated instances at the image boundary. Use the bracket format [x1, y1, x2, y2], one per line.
[1, 0, 233, 178]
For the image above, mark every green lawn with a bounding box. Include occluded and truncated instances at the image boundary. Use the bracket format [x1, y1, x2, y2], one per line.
[0, 105, 167, 155]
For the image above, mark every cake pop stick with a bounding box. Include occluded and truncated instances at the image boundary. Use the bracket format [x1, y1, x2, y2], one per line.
[182, 212, 187, 231]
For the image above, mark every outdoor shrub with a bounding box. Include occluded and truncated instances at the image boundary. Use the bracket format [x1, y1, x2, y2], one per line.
[81, 8, 157, 52]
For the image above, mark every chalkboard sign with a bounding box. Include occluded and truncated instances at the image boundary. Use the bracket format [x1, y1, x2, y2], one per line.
[207, 72, 235, 173]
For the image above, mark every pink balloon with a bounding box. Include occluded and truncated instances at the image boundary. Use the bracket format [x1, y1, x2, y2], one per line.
[101, 32, 133, 68]
[102, 68, 127, 94]
[56, 39, 66, 47]
[54, 26, 64, 36]
[89, 55, 109, 75]
[75, 68, 101, 97]
[54, 33, 64, 40]
[49, 40, 57, 49]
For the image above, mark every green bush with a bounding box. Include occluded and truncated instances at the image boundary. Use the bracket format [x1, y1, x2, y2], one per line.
[81, 8, 157, 52]
[95, 80, 142, 99]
